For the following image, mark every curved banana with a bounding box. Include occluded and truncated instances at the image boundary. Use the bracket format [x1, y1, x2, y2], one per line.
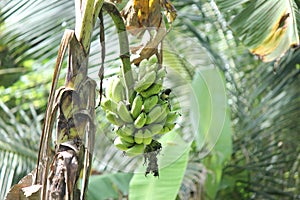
[111, 78, 125, 102]
[156, 67, 167, 79]
[143, 129, 152, 145]
[159, 123, 176, 135]
[166, 112, 177, 123]
[106, 111, 125, 126]
[114, 136, 131, 151]
[131, 68, 138, 81]
[165, 123, 176, 131]
[134, 112, 147, 129]
[134, 71, 156, 93]
[147, 123, 164, 136]
[143, 95, 158, 113]
[120, 135, 135, 144]
[138, 59, 148, 80]
[145, 105, 165, 125]
[146, 63, 158, 73]
[125, 143, 145, 157]
[129, 91, 137, 105]
[116, 127, 135, 142]
[153, 103, 169, 124]
[140, 79, 163, 98]
[119, 124, 135, 137]
[131, 95, 143, 119]
[117, 101, 134, 123]
[134, 129, 144, 144]
[105, 77, 115, 99]
[101, 96, 118, 113]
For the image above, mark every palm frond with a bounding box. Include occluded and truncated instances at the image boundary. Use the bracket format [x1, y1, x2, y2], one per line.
[0, 101, 41, 199]
[223, 51, 300, 199]
[0, 0, 75, 63]
[178, 160, 207, 200]
[216, 0, 299, 62]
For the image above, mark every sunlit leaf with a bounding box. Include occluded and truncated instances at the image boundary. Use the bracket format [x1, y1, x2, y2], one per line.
[129, 131, 190, 200]
[88, 173, 133, 200]
[190, 68, 233, 199]
[229, 0, 299, 62]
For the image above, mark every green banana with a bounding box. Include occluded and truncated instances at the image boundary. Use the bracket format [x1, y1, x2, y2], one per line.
[165, 123, 176, 131]
[105, 77, 115, 99]
[131, 68, 138, 81]
[148, 123, 164, 136]
[143, 129, 152, 145]
[134, 129, 144, 144]
[153, 103, 169, 123]
[156, 67, 166, 79]
[120, 135, 135, 144]
[159, 123, 176, 135]
[158, 127, 169, 135]
[129, 91, 137, 105]
[119, 124, 135, 137]
[125, 143, 145, 157]
[143, 95, 159, 113]
[143, 137, 152, 145]
[117, 101, 133, 123]
[147, 55, 158, 66]
[114, 136, 131, 151]
[145, 105, 164, 125]
[101, 96, 118, 113]
[111, 78, 125, 102]
[134, 112, 147, 129]
[166, 112, 178, 123]
[106, 111, 125, 126]
[138, 59, 148, 80]
[116, 127, 135, 142]
[146, 63, 158, 73]
[131, 95, 143, 119]
[140, 80, 163, 98]
[134, 71, 156, 93]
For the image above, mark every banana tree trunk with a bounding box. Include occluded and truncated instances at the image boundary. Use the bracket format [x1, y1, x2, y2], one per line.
[46, 32, 96, 200]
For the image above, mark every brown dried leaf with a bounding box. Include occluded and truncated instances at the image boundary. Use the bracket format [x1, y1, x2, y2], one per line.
[121, 0, 176, 64]
[5, 169, 41, 200]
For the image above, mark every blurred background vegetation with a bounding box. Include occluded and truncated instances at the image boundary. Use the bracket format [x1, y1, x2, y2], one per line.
[0, 0, 299, 199]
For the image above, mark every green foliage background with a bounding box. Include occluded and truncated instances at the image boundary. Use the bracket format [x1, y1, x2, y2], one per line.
[0, 0, 299, 199]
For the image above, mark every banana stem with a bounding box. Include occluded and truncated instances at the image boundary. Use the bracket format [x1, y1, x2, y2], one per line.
[103, 2, 134, 101]
[75, 0, 104, 53]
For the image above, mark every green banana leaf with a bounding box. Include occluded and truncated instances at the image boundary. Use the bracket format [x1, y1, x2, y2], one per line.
[190, 68, 233, 199]
[87, 172, 133, 200]
[129, 132, 190, 200]
[219, 0, 299, 62]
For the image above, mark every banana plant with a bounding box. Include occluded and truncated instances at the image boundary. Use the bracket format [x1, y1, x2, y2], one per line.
[4, 0, 125, 199]
[5, 0, 178, 199]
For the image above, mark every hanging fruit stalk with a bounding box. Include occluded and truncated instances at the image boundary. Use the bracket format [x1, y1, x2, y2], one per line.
[101, 0, 178, 177]
[101, 56, 179, 176]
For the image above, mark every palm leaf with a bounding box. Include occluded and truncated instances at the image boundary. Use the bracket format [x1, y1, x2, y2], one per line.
[129, 131, 190, 200]
[88, 172, 133, 200]
[217, 0, 299, 62]
[0, 101, 41, 199]
[0, 0, 75, 63]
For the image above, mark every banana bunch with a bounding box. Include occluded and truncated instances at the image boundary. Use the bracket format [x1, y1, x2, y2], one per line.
[102, 59, 178, 157]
